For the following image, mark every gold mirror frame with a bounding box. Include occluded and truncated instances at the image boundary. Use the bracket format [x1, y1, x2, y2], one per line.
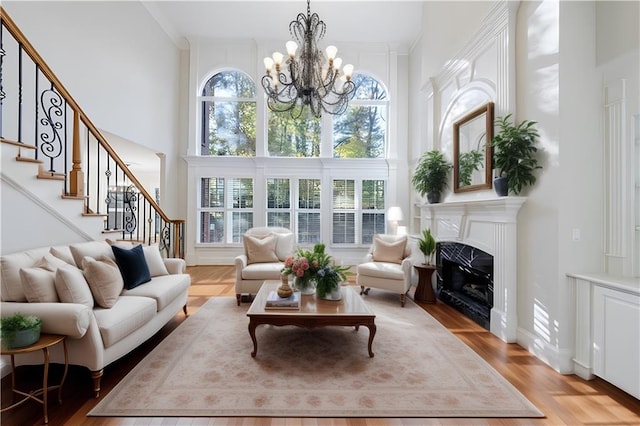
[453, 102, 494, 193]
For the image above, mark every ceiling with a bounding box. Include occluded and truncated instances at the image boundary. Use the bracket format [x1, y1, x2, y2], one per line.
[142, 1, 424, 49]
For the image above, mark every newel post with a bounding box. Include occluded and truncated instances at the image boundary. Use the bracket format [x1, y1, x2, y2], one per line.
[69, 110, 84, 197]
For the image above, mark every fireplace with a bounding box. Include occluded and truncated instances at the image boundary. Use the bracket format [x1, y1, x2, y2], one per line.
[418, 197, 525, 342]
[436, 242, 494, 330]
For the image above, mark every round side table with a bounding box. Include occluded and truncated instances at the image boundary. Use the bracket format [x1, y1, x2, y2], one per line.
[1, 334, 68, 424]
[413, 264, 437, 303]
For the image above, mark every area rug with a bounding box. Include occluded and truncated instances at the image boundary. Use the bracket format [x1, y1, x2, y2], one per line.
[89, 290, 543, 418]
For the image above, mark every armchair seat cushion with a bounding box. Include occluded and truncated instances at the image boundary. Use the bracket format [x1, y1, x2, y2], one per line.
[357, 261, 405, 280]
[242, 262, 285, 280]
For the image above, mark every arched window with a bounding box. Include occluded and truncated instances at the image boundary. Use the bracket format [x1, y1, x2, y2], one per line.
[200, 70, 256, 156]
[332, 73, 388, 158]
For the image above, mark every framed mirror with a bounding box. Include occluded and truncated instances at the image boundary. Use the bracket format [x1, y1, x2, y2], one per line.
[453, 102, 494, 193]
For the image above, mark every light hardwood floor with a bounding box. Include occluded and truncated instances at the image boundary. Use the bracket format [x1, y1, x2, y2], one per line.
[2, 265, 639, 425]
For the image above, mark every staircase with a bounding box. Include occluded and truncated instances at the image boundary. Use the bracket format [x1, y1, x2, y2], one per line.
[0, 7, 184, 257]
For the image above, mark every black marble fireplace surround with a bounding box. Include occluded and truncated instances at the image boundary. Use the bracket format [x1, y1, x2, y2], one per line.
[436, 242, 494, 330]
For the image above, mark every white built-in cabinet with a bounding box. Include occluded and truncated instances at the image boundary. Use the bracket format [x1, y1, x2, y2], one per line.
[569, 273, 640, 399]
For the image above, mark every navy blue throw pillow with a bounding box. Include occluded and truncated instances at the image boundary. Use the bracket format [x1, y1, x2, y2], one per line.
[111, 244, 151, 290]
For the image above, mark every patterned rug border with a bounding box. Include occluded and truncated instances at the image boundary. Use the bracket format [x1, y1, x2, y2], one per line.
[90, 292, 544, 418]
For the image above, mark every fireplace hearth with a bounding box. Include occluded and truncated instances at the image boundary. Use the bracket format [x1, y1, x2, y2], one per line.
[436, 242, 494, 329]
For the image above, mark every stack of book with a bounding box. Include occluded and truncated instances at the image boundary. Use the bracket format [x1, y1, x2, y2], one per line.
[265, 290, 301, 310]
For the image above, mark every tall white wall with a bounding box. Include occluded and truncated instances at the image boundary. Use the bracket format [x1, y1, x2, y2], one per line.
[409, 0, 639, 376]
[2, 1, 184, 219]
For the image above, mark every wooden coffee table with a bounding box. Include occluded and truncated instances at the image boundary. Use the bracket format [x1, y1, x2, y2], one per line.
[247, 281, 376, 358]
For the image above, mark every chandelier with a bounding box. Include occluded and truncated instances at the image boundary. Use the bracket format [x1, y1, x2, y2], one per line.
[261, 0, 356, 118]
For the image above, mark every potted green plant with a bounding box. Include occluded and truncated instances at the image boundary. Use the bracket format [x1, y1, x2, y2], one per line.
[490, 114, 541, 196]
[412, 150, 452, 203]
[1, 312, 42, 349]
[417, 228, 436, 265]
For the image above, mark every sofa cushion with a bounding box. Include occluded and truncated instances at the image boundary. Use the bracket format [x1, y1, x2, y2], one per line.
[93, 295, 156, 348]
[70, 241, 114, 270]
[244, 234, 279, 264]
[372, 235, 407, 264]
[55, 264, 94, 308]
[20, 266, 59, 303]
[1, 247, 50, 302]
[112, 244, 152, 290]
[241, 262, 285, 280]
[357, 261, 405, 280]
[122, 274, 191, 311]
[82, 256, 124, 308]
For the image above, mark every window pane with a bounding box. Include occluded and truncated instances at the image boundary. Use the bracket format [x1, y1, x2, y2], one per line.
[333, 213, 355, 244]
[231, 212, 253, 243]
[200, 211, 224, 243]
[202, 70, 255, 98]
[352, 74, 387, 100]
[362, 180, 385, 210]
[332, 180, 355, 209]
[333, 105, 386, 158]
[298, 212, 321, 243]
[201, 177, 224, 208]
[230, 178, 253, 208]
[267, 179, 290, 208]
[203, 100, 256, 156]
[268, 107, 321, 157]
[267, 212, 291, 229]
[362, 213, 385, 244]
[299, 179, 321, 209]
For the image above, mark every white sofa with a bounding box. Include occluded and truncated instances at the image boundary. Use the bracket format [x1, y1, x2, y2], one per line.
[234, 227, 294, 305]
[0, 240, 190, 397]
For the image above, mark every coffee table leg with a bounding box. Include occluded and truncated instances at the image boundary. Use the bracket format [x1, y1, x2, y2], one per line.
[365, 324, 376, 358]
[248, 321, 258, 358]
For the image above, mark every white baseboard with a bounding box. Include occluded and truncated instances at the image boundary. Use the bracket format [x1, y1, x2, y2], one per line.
[517, 326, 575, 375]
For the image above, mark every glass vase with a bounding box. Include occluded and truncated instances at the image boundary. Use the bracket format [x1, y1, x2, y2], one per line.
[294, 276, 316, 295]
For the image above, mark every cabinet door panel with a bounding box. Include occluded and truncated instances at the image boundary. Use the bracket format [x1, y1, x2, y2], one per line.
[593, 285, 640, 399]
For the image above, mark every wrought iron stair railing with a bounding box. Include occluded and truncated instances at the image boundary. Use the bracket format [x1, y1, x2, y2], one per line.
[0, 7, 184, 258]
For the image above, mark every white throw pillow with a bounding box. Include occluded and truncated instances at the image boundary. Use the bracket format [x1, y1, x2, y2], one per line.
[55, 264, 94, 308]
[49, 246, 77, 267]
[274, 233, 294, 261]
[19, 266, 59, 303]
[372, 235, 407, 264]
[107, 240, 169, 277]
[36, 253, 70, 271]
[244, 234, 279, 264]
[82, 256, 123, 308]
[70, 241, 114, 270]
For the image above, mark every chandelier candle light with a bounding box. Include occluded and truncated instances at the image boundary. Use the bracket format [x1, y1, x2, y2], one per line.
[262, 0, 356, 118]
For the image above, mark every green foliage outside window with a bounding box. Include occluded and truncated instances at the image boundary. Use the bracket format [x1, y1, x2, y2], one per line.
[202, 70, 256, 156]
[268, 106, 321, 157]
[333, 74, 387, 158]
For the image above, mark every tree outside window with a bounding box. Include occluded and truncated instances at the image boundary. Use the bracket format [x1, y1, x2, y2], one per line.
[201, 70, 256, 156]
[268, 106, 321, 157]
[333, 74, 387, 158]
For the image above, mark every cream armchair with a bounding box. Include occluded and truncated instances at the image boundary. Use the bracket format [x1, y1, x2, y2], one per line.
[356, 234, 413, 307]
[234, 227, 294, 305]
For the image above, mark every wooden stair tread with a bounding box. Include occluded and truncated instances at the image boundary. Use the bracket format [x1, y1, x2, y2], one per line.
[16, 156, 43, 164]
[62, 194, 89, 200]
[1, 138, 37, 150]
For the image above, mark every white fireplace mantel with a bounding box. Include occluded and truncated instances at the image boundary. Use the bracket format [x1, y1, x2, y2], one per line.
[418, 197, 526, 342]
